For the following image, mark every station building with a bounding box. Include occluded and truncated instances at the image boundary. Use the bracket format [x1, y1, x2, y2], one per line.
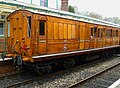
[15, 0, 59, 9]
[0, 10, 10, 52]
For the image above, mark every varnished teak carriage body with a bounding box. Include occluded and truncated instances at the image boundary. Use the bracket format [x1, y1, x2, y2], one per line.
[5, 10, 120, 68]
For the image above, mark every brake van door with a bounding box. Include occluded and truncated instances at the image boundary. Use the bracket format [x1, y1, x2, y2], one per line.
[36, 15, 47, 55]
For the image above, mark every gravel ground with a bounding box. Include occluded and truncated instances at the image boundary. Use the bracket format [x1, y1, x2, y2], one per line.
[21, 56, 120, 88]
[0, 71, 36, 88]
[78, 64, 120, 88]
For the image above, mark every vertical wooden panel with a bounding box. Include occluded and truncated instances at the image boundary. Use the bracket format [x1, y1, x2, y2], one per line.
[59, 23, 64, 39]
[18, 13, 22, 28]
[71, 25, 75, 39]
[64, 24, 68, 39]
[23, 15, 27, 38]
[68, 24, 72, 39]
[79, 22, 85, 50]
[75, 25, 79, 39]
[48, 22, 54, 39]
[105, 27, 109, 46]
[87, 25, 90, 47]
[116, 29, 119, 45]
[102, 27, 106, 47]
[14, 14, 18, 29]
[85, 23, 90, 49]
[10, 18, 13, 38]
[54, 23, 58, 39]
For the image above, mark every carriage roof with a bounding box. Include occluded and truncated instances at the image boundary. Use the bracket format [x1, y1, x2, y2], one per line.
[1, 0, 120, 28]
[11, 9, 120, 28]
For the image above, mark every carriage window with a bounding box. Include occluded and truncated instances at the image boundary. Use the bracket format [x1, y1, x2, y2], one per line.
[110, 29, 112, 37]
[94, 27, 97, 38]
[39, 21, 45, 35]
[116, 30, 118, 37]
[0, 22, 4, 35]
[98, 28, 101, 38]
[91, 28, 93, 37]
[27, 16, 31, 37]
[106, 29, 111, 38]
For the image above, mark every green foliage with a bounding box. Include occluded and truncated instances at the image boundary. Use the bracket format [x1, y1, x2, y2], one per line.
[68, 5, 75, 13]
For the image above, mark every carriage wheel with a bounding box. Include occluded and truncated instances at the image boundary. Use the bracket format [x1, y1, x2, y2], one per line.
[13, 56, 23, 71]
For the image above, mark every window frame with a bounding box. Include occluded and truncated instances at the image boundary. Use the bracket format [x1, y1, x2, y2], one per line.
[91, 27, 94, 37]
[0, 22, 4, 36]
[27, 16, 31, 37]
[40, 0, 48, 7]
[93, 27, 97, 38]
[7, 21, 10, 37]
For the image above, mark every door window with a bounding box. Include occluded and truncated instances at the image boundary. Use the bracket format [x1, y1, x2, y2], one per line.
[39, 21, 45, 35]
[27, 16, 31, 37]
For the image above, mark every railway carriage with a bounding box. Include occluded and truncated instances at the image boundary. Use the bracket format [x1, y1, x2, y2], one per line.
[1, 9, 120, 72]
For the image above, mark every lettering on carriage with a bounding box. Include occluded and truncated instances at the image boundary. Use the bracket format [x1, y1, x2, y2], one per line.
[79, 40, 85, 42]
[64, 40, 67, 42]
[39, 40, 46, 43]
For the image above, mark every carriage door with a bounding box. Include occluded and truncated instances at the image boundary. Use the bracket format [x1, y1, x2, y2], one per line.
[37, 16, 47, 54]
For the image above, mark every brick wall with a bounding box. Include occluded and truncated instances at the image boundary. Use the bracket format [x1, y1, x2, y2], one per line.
[61, 0, 68, 11]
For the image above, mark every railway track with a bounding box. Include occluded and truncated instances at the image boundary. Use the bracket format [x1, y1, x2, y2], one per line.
[6, 76, 39, 88]
[2, 55, 120, 88]
[6, 67, 68, 88]
[68, 59, 120, 88]
[0, 70, 23, 79]
[0, 69, 36, 88]
[4, 60, 103, 87]
[0, 60, 19, 79]
[0, 60, 14, 74]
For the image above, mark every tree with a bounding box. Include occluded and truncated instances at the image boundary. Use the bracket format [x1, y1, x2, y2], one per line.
[104, 17, 112, 22]
[68, 6, 120, 24]
[81, 11, 103, 20]
[68, 5, 75, 13]
[112, 17, 120, 24]
[73, 6, 81, 14]
[104, 17, 120, 24]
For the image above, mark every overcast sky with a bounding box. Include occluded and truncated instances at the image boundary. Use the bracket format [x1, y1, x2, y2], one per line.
[16, 0, 120, 18]
[66, 0, 120, 18]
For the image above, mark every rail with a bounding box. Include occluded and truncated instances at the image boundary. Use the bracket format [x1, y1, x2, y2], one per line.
[68, 61, 120, 88]
[6, 56, 120, 88]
